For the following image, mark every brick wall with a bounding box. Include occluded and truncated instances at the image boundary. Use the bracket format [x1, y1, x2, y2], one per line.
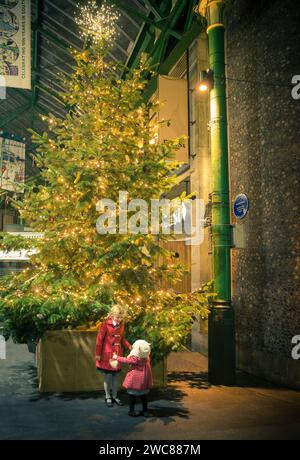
[225, 0, 300, 388]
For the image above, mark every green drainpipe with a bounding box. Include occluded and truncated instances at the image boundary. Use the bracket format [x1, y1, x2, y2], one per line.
[197, 0, 235, 385]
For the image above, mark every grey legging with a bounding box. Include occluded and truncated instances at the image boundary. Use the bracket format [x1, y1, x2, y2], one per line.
[103, 372, 119, 399]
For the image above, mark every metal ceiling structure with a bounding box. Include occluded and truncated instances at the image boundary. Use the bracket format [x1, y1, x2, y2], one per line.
[0, 0, 203, 157]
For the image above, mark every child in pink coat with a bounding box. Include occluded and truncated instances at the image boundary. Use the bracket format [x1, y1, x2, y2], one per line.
[111, 339, 152, 417]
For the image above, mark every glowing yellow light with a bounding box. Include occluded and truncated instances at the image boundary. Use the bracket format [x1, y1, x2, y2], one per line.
[76, 0, 120, 44]
[199, 83, 209, 92]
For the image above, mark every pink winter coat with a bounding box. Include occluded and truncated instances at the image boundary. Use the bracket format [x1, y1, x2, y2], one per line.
[95, 317, 131, 371]
[117, 356, 153, 391]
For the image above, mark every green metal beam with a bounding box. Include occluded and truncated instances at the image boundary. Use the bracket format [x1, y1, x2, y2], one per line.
[107, 0, 180, 39]
[162, 27, 181, 40]
[143, 0, 163, 19]
[124, 0, 172, 70]
[154, 33, 168, 65]
[163, 0, 190, 39]
[108, 0, 159, 26]
[125, 0, 189, 74]
[160, 20, 202, 74]
[149, 0, 189, 65]
[154, 0, 172, 17]
[184, 0, 197, 32]
[144, 20, 203, 100]
[125, 23, 154, 70]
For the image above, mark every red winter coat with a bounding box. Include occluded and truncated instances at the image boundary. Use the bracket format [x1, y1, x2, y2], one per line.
[95, 317, 131, 372]
[117, 356, 153, 391]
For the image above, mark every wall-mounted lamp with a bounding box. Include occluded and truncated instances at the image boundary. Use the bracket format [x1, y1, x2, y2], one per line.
[199, 69, 214, 92]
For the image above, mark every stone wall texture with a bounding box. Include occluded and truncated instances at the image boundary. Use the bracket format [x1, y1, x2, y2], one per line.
[225, 0, 300, 388]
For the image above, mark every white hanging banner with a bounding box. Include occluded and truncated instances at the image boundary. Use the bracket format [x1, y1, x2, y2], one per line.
[0, 134, 26, 193]
[0, 0, 31, 89]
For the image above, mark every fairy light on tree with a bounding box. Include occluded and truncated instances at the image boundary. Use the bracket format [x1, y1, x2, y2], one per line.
[76, 0, 120, 44]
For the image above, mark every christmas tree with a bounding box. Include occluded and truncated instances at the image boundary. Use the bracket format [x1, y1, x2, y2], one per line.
[0, 1, 212, 362]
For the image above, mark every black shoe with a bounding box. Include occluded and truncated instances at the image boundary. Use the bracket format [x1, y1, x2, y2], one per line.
[112, 397, 124, 406]
[139, 410, 149, 417]
[128, 410, 138, 417]
[105, 398, 113, 407]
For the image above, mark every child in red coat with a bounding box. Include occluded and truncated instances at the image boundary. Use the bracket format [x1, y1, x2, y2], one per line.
[95, 305, 131, 407]
[111, 339, 152, 417]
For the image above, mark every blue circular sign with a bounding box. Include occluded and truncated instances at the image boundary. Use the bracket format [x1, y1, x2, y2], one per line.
[233, 193, 249, 219]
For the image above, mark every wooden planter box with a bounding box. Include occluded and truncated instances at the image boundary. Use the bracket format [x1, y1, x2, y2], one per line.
[36, 330, 167, 393]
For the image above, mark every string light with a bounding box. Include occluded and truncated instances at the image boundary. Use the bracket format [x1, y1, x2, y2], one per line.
[76, 0, 120, 44]
[0, 7, 212, 355]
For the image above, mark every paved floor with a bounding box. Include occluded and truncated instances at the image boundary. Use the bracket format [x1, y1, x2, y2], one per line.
[0, 340, 300, 440]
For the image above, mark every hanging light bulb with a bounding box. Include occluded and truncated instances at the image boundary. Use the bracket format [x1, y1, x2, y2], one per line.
[198, 70, 214, 92]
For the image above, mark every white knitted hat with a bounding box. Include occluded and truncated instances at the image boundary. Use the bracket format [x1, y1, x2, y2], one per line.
[128, 340, 151, 359]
